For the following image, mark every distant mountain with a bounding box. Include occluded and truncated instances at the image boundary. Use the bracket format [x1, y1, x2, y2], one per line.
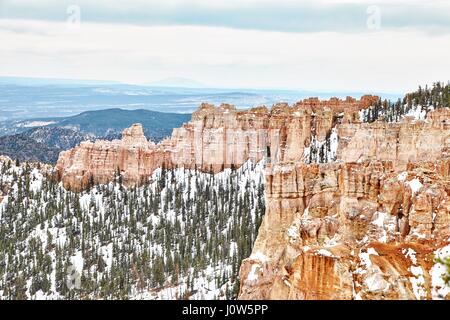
[149, 77, 206, 88]
[48, 108, 191, 141]
[0, 133, 61, 163]
[0, 108, 192, 163]
[0, 127, 96, 163]
[0, 78, 402, 122]
[1, 108, 191, 141]
[24, 127, 96, 150]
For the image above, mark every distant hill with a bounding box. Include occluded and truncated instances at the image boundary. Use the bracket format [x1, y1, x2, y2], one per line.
[0, 108, 191, 141]
[0, 133, 61, 164]
[0, 127, 99, 164]
[0, 108, 192, 163]
[24, 127, 96, 150]
[48, 108, 191, 141]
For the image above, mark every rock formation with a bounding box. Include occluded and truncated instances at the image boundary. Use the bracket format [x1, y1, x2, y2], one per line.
[239, 157, 450, 300]
[54, 97, 450, 300]
[239, 108, 450, 300]
[55, 96, 378, 190]
[55, 124, 172, 190]
[337, 110, 450, 169]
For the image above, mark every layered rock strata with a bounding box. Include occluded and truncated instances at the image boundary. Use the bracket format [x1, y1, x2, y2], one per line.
[238, 108, 450, 300]
[337, 108, 450, 169]
[55, 124, 172, 190]
[55, 96, 378, 190]
[239, 157, 450, 299]
[56, 102, 448, 192]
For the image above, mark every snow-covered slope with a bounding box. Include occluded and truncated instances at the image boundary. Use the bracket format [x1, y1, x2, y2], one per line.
[0, 158, 265, 300]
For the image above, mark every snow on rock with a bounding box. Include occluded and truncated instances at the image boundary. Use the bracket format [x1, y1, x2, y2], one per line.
[315, 249, 335, 258]
[409, 265, 426, 300]
[406, 178, 423, 195]
[365, 273, 390, 293]
[247, 264, 261, 282]
[286, 225, 299, 242]
[359, 247, 379, 268]
[397, 172, 408, 182]
[370, 212, 396, 243]
[250, 251, 269, 262]
[403, 248, 418, 265]
[371, 212, 387, 228]
[431, 245, 450, 300]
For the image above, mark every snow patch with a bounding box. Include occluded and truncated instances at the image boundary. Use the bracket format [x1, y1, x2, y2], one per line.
[247, 264, 260, 281]
[371, 212, 387, 228]
[303, 127, 338, 163]
[403, 248, 417, 265]
[431, 245, 450, 300]
[405, 105, 427, 120]
[250, 251, 268, 262]
[409, 265, 426, 300]
[365, 273, 389, 293]
[397, 172, 408, 182]
[21, 121, 56, 128]
[359, 247, 379, 268]
[407, 178, 423, 194]
[70, 251, 84, 272]
[315, 249, 334, 258]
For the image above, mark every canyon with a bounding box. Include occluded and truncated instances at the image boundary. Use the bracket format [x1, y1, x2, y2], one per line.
[54, 96, 450, 300]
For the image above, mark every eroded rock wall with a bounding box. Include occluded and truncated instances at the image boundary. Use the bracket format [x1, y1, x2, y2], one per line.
[55, 124, 172, 191]
[55, 96, 378, 190]
[337, 108, 450, 169]
[239, 157, 450, 300]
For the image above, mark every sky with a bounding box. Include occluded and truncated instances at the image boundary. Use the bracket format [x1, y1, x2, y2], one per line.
[0, 0, 449, 92]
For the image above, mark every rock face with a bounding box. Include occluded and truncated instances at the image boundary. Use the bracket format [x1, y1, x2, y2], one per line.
[55, 124, 172, 190]
[54, 97, 450, 300]
[239, 158, 450, 300]
[169, 96, 378, 171]
[337, 110, 450, 170]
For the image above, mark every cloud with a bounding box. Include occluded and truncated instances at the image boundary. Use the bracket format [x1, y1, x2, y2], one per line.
[0, 0, 449, 33]
[0, 1, 448, 92]
[0, 19, 448, 92]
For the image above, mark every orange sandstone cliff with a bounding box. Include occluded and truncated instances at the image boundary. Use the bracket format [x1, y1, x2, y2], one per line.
[55, 96, 378, 190]
[239, 107, 450, 300]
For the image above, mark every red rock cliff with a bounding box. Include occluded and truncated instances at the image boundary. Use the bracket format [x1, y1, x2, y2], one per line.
[55, 124, 172, 190]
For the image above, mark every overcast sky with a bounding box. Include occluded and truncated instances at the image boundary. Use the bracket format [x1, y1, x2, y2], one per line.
[0, 0, 449, 92]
